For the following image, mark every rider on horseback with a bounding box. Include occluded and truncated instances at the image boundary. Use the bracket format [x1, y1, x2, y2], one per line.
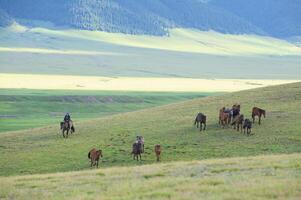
[64, 113, 71, 127]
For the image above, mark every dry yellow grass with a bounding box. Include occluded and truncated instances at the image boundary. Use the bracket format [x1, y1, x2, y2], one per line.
[0, 73, 298, 92]
[1, 153, 300, 200]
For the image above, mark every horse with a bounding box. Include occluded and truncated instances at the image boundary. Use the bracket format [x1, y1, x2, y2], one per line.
[154, 144, 162, 162]
[243, 119, 252, 135]
[60, 121, 75, 138]
[231, 104, 241, 122]
[219, 107, 232, 125]
[136, 136, 144, 153]
[132, 142, 143, 161]
[88, 148, 103, 168]
[231, 114, 244, 132]
[194, 113, 206, 131]
[220, 112, 230, 128]
[252, 107, 266, 125]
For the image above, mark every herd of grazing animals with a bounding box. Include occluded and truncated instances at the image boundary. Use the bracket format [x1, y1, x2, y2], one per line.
[59, 104, 265, 168]
[196, 104, 266, 135]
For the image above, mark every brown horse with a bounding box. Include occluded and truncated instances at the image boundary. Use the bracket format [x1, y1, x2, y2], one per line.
[88, 148, 103, 168]
[60, 121, 75, 138]
[231, 114, 244, 132]
[220, 112, 230, 128]
[154, 144, 162, 162]
[132, 142, 143, 161]
[243, 119, 252, 135]
[252, 107, 266, 125]
[194, 113, 206, 131]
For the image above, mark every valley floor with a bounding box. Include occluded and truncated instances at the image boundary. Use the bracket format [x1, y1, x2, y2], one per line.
[0, 73, 298, 92]
[1, 153, 300, 200]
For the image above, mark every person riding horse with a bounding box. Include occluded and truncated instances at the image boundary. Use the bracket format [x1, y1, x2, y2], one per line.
[64, 113, 71, 128]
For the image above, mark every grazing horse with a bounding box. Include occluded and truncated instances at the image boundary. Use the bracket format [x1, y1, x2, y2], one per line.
[132, 142, 143, 161]
[220, 112, 230, 128]
[88, 148, 103, 168]
[231, 114, 244, 132]
[154, 144, 162, 162]
[252, 107, 266, 125]
[194, 113, 206, 131]
[60, 121, 75, 138]
[243, 119, 252, 135]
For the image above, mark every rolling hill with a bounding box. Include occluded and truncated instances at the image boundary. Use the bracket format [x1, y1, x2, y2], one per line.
[1, 153, 300, 199]
[0, 82, 300, 177]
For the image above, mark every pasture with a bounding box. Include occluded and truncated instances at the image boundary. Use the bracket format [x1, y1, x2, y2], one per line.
[1, 24, 301, 79]
[0, 82, 300, 177]
[1, 153, 300, 200]
[0, 89, 208, 132]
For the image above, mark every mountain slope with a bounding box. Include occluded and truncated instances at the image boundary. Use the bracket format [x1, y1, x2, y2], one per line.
[0, 0, 263, 36]
[0, 82, 300, 176]
[0, 0, 300, 37]
[211, 0, 301, 38]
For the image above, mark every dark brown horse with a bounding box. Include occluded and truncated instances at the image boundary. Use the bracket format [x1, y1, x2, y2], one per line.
[88, 148, 103, 168]
[194, 113, 206, 131]
[243, 119, 252, 135]
[132, 142, 143, 161]
[60, 121, 75, 138]
[154, 144, 162, 162]
[231, 114, 244, 132]
[252, 107, 266, 125]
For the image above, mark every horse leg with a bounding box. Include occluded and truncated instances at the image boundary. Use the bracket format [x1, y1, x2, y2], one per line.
[200, 123, 202, 131]
[96, 160, 99, 168]
[90, 159, 93, 167]
[196, 121, 199, 128]
[259, 115, 261, 125]
[139, 153, 141, 161]
[203, 122, 206, 130]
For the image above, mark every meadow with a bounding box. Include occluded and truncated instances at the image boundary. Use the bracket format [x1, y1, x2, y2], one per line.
[0, 89, 209, 132]
[0, 82, 300, 177]
[1, 24, 301, 79]
[1, 153, 300, 200]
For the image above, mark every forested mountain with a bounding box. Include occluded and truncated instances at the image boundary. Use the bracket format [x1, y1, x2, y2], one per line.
[0, 0, 300, 37]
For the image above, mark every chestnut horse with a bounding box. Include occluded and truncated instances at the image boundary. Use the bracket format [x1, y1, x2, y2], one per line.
[194, 113, 206, 131]
[220, 112, 230, 128]
[252, 107, 266, 125]
[154, 144, 162, 162]
[88, 148, 103, 168]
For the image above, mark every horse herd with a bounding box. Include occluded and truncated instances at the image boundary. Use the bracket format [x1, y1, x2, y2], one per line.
[59, 105, 266, 168]
[195, 104, 266, 135]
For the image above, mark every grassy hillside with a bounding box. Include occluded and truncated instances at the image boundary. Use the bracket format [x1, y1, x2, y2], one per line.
[1, 153, 300, 199]
[0, 82, 300, 176]
[0, 89, 208, 132]
[1, 25, 301, 79]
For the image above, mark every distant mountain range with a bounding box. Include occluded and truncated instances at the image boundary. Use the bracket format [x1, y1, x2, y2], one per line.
[0, 0, 300, 38]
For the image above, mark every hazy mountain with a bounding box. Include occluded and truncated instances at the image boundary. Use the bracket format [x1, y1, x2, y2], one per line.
[210, 0, 301, 38]
[0, 8, 13, 27]
[0, 0, 300, 37]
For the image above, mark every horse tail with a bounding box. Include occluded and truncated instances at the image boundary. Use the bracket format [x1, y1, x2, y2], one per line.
[194, 116, 198, 125]
[88, 151, 91, 159]
[71, 126, 75, 132]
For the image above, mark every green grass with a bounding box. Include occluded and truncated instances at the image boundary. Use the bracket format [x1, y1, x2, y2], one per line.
[0, 89, 211, 132]
[0, 82, 300, 177]
[1, 25, 301, 79]
[0, 153, 300, 200]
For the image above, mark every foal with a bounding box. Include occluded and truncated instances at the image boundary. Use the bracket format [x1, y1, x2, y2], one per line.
[252, 107, 266, 125]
